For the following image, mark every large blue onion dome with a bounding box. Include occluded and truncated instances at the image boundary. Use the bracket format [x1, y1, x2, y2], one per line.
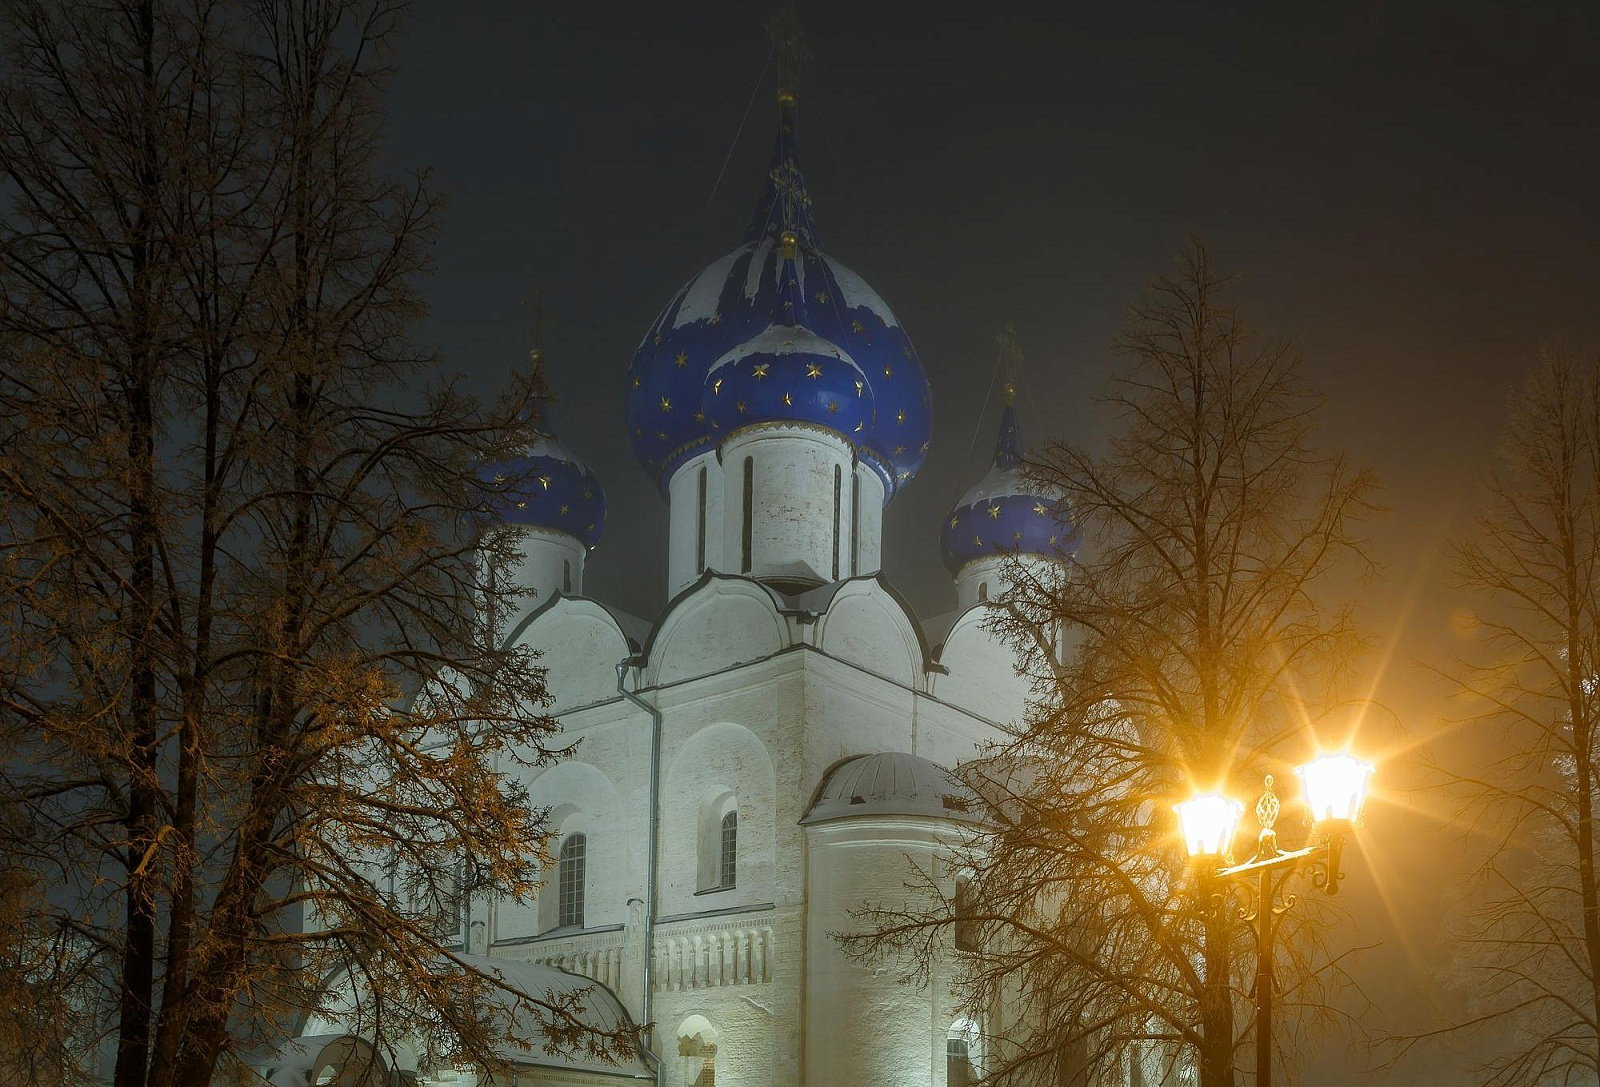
[624, 72, 931, 500]
[940, 385, 1078, 575]
[481, 354, 607, 550]
[703, 324, 875, 438]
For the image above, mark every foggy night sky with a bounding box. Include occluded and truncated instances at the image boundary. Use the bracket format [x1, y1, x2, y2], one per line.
[378, 2, 1598, 1081]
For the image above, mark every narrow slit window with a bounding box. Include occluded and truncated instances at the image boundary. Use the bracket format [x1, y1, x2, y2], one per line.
[562, 559, 572, 594]
[741, 457, 753, 573]
[832, 465, 842, 580]
[850, 471, 860, 575]
[696, 464, 707, 572]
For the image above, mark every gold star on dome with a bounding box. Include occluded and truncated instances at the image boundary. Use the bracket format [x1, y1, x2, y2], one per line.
[949, 514, 959, 529]
[752, 362, 770, 379]
[898, 470, 909, 481]
[586, 523, 594, 533]
[736, 400, 747, 414]
[814, 290, 829, 303]
[515, 501, 526, 509]
[1048, 535, 1058, 546]
[583, 487, 593, 500]
[1034, 502, 1048, 515]
[653, 332, 662, 345]
[675, 351, 687, 367]
[973, 534, 983, 547]
[492, 473, 506, 485]
[806, 362, 822, 379]
[538, 476, 551, 490]
[851, 320, 864, 333]
[826, 400, 839, 413]
[712, 377, 723, 395]
[884, 364, 894, 377]
[631, 376, 640, 389]
[559, 504, 570, 515]
[656, 430, 667, 441]
[1013, 531, 1022, 542]
[693, 410, 705, 423]
[708, 311, 721, 325]
[892, 444, 905, 455]
[854, 380, 864, 396]
[660, 396, 672, 413]
[854, 421, 863, 432]
[919, 441, 930, 453]
[987, 503, 1001, 519]
[782, 391, 792, 406]
[896, 409, 906, 424]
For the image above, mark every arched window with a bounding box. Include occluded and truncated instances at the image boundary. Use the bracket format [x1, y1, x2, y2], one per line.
[719, 810, 738, 889]
[947, 1020, 980, 1087]
[697, 792, 738, 893]
[558, 834, 586, 928]
[677, 1016, 718, 1087]
[978, 581, 988, 603]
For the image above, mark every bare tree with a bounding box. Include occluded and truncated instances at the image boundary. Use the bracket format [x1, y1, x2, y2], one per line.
[0, 2, 627, 1085]
[844, 242, 1379, 1087]
[1390, 345, 1600, 1086]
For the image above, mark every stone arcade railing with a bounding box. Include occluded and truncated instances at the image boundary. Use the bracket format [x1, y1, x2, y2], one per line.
[521, 928, 626, 991]
[651, 914, 773, 992]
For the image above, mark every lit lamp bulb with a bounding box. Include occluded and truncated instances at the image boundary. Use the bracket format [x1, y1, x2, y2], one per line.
[1295, 754, 1374, 826]
[1174, 794, 1244, 859]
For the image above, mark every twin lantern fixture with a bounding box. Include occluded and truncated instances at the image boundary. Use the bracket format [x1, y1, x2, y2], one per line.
[1171, 753, 1374, 1087]
[1174, 753, 1374, 878]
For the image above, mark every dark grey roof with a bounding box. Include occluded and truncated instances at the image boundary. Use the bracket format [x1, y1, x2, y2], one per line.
[801, 751, 982, 826]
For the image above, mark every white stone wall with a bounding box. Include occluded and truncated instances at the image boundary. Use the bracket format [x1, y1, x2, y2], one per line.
[853, 463, 884, 575]
[666, 450, 724, 597]
[495, 527, 586, 634]
[720, 425, 854, 589]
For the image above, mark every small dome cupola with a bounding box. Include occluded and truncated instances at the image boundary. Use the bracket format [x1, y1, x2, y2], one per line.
[479, 342, 606, 618]
[623, 11, 931, 501]
[939, 326, 1077, 606]
[801, 752, 980, 826]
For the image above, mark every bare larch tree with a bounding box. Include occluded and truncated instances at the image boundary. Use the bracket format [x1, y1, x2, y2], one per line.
[0, 2, 628, 1086]
[845, 242, 1380, 1087]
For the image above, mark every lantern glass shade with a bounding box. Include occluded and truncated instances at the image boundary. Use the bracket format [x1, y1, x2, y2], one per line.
[1295, 754, 1374, 824]
[1174, 794, 1244, 858]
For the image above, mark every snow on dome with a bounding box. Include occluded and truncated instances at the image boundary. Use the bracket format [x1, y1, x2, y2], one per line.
[624, 83, 930, 500]
[801, 751, 980, 825]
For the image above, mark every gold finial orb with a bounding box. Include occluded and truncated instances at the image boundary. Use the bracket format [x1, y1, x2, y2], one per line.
[780, 228, 799, 260]
[777, 88, 797, 108]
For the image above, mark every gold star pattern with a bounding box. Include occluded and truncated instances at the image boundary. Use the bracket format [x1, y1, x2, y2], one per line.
[653, 332, 662, 345]
[492, 473, 506, 485]
[515, 501, 526, 510]
[656, 430, 668, 441]
[896, 409, 906, 424]
[693, 410, 705, 423]
[736, 400, 747, 414]
[893, 444, 905, 455]
[851, 320, 865, 333]
[1034, 502, 1048, 515]
[559, 504, 570, 515]
[708, 311, 721, 325]
[675, 351, 687, 368]
[854, 380, 864, 396]
[806, 362, 822, 379]
[898, 470, 909, 481]
[854, 421, 863, 432]
[1048, 535, 1058, 546]
[949, 514, 959, 529]
[631, 376, 640, 389]
[987, 504, 1001, 519]
[782, 391, 792, 406]
[814, 290, 829, 303]
[919, 441, 930, 454]
[659, 396, 672, 413]
[884, 364, 894, 377]
[538, 476, 551, 490]
[826, 401, 839, 413]
[1013, 531, 1022, 542]
[973, 534, 983, 547]
[712, 377, 723, 395]
[583, 487, 593, 500]
[752, 362, 770, 379]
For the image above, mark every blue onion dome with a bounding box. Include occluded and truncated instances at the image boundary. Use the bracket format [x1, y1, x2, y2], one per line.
[703, 323, 875, 438]
[940, 376, 1078, 575]
[624, 63, 931, 500]
[481, 351, 607, 550]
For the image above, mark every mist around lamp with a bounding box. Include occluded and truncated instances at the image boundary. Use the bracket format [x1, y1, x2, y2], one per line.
[1173, 794, 1243, 859]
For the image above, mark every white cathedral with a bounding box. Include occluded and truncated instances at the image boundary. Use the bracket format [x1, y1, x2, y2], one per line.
[280, 44, 1083, 1087]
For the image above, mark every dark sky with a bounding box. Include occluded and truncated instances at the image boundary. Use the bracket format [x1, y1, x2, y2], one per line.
[380, 2, 1598, 1081]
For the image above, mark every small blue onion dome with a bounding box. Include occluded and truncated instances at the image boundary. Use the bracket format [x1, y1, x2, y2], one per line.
[480, 357, 607, 550]
[624, 81, 931, 501]
[703, 324, 875, 438]
[940, 395, 1077, 575]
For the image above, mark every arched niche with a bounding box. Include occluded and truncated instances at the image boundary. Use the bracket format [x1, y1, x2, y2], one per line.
[660, 721, 777, 915]
[645, 576, 788, 686]
[814, 577, 926, 685]
[497, 760, 625, 942]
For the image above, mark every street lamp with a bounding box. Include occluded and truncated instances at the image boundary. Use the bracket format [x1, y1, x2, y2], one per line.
[1175, 753, 1373, 1087]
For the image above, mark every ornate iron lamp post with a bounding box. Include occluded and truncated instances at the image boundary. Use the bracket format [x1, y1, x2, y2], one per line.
[1173, 754, 1373, 1087]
